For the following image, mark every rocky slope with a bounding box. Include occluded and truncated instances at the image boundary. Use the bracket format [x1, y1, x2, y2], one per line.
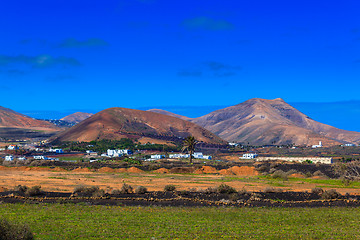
[147, 109, 191, 121]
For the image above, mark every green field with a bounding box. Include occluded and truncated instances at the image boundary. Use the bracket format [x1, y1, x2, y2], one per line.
[1, 204, 360, 239]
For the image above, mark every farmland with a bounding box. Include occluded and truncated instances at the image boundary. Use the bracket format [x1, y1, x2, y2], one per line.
[1, 204, 360, 239]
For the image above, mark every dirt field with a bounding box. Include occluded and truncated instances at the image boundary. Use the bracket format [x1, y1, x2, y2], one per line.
[0, 166, 359, 194]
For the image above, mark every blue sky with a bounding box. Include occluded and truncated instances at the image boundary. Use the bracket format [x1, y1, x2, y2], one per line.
[1, 1, 360, 115]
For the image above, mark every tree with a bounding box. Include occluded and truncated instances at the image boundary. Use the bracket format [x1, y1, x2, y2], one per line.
[182, 136, 197, 164]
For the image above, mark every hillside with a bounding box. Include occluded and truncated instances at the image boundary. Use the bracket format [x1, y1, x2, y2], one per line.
[61, 112, 94, 124]
[191, 98, 360, 146]
[147, 109, 191, 121]
[53, 107, 226, 144]
[0, 106, 59, 131]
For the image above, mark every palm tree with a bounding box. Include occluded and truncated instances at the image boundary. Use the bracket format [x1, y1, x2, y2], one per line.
[182, 136, 197, 164]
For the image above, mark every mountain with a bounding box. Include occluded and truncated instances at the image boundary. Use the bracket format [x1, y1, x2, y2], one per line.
[0, 106, 59, 131]
[61, 112, 94, 124]
[147, 109, 191, 121]
[53, 107, 226, 144]
[191, 98, 360, 146]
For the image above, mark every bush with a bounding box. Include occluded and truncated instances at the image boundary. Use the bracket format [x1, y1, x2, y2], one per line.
[229, 193, 240, 201]
[263, 187, 283, 193]
[204, 187, 217, 194]
[238, 188, 248, 195]
[322, 189, 341, 200]
[73, 185, 104, 197]
[121, 183, 133, 194]
[313, 170, 324, 177]
[164, 185, 176, 192]
[217, 184, 237, 194]
[0, 218, 34, 240]
[25, 186, 42, 197]
[272, 170, 288, 181]
[111, 189, 121, 195]
[135, 186, 147, 194]
[311, 187, 324, 195]
[14, 185, 28, 194]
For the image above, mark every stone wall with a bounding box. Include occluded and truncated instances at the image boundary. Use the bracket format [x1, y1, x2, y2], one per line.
[256, 157, 333, 164]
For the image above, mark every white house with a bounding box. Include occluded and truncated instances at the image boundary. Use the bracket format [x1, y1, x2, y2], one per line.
[49, 148, 64, 153]
[151, 154, 165, 159]
[169, 154, 189, 158]
[33, 156, 46, 160]
[4, 155, 14, 161]
[240, 153, 259, 159]
[169, 152, 212, 160]
[312, 141, 323, 148]
[7, 145, 18, 150]
[106, 149, 133, 157]
[18, 157, 26, 161]
[342, 143, 356, 147]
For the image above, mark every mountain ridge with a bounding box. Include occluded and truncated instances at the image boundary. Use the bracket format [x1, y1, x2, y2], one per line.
[147, 98, 360, 146]
[53, 107, 226, 144]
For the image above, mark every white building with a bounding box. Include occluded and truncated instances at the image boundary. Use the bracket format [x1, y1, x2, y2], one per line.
[240, 153, 258, 159]
[169, 154, 189, 158]
[18, 157, 26, 161]
[229, 142, 239, 147]
[49, 148, 64, 153]
[151, 154, 165, 159]
[312, 141, 323, 148]
[169, 152, 212, 160]
[4, 155, 14, 161]
[106, 149, 132, 157]
[193, 152, 212, 160]
[342, 143, 356, 147]
[33, 156, 46, 160]
[7, 145, 18, 150]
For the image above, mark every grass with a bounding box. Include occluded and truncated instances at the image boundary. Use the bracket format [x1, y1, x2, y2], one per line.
[57, 156, 84, 161]
[0, 204, 360, 239]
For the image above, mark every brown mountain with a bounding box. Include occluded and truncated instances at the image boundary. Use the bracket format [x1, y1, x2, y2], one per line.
[53, 107, 226, 144]
[191, 98, 360, 146]
[61, 112, 94, 124]
[0, 106, 59, 131]
[147, 109, 191, 121]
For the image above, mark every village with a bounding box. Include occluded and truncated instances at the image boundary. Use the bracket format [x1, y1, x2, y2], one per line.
[1, 139, 358, 166]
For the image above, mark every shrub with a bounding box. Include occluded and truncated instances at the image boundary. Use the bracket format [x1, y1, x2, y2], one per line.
[135, 186, 147, 194]
[313, 170, 324, 177]
[286, 169, 298, 175]
[229, 193, 240, 201]
[121, 183, 133, 194]
[0, 218, 34, 240]
[264, 187, 283, 193]
[217, 184, 237, 194]
[272, 170, 288, 181]
[304, 172, 313, 178]
[25, 186, 42, 197]
[256, 165, 269, 173]
[322, 189, 341, 200]
[238, 188, 248, 195]
[73, 185, 104, 197]
[164, 185, 176, 192]
[311, 187, 324, 195]
[111, 189, 121, 195]
[204, 187, 217, 194]
[14, 185, 28, 194]
[92, 189, 105, 197]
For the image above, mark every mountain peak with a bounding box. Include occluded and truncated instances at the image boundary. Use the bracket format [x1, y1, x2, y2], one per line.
[53, 107, 225, 144]
[192, 98, 360, 146]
